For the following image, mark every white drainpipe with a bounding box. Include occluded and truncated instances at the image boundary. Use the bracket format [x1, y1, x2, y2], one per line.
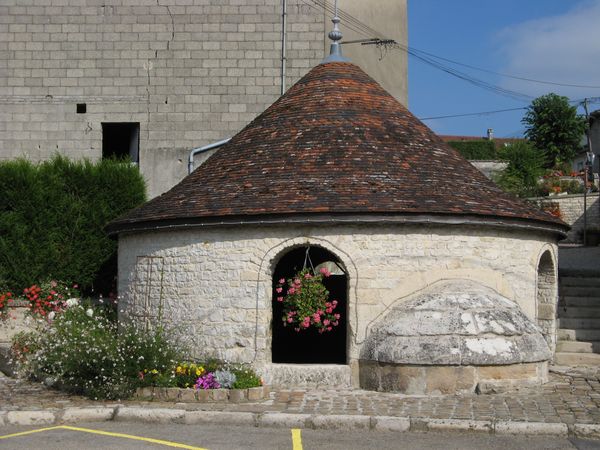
[188, 138, 231, 174]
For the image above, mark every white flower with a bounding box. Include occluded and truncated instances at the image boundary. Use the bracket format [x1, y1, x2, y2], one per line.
[47, 311, 56, 321]
[66, 298, 79, 307]
[85, 308, 94, 318]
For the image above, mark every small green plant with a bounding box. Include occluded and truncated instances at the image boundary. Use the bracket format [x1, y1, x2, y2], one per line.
[231, 366, 262, 389]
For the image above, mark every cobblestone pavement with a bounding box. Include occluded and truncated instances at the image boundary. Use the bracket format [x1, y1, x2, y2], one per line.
[1, 366, 599, 426]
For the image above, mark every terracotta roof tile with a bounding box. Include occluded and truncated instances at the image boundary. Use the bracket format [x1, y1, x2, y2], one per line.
[109, 62, 567, 234]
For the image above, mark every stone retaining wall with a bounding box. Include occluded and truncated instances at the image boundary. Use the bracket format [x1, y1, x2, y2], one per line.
[135, 386, 269, 403]
[533, 193, 600, 243]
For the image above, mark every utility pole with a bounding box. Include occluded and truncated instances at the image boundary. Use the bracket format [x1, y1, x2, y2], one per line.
[583, 98, 597, 245]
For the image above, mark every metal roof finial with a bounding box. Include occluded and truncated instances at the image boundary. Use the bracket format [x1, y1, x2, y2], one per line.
[321, 0, 350, 64]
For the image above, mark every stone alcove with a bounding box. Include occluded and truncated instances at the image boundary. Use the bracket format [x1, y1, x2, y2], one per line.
[271, 245, 348, 364]
[536, 249, 557, 353]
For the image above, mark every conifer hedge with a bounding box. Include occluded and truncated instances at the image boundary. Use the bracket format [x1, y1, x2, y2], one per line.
[0, 156, 146, 294]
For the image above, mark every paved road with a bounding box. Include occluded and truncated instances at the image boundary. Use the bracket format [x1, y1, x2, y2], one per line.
[1, 422, 599, 450]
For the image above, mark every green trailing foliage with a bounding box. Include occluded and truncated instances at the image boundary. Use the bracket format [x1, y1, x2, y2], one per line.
[446, 140, 497, 160]
[522, 93, 587, 168]
[0, 156, 146, 294]
[494, 141, 546, 198]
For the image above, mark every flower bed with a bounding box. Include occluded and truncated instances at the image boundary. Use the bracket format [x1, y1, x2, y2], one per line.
[135, 385, 270, 403]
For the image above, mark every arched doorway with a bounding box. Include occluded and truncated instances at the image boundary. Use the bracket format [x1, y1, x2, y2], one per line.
[271, 245, 348, 364]
[537, 250, 557, 352]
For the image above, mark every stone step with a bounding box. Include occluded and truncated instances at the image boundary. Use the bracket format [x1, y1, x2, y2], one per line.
[554, 352, 600, 366]
[556, 340, 600, 353]
[560, 276, 600, 288]
[558, 318, 600, 329]
[261, 363, 352, 389]
[558, 328, 600, 341]
[560, 286, 600, 297]
[558, 306, 600, 318]
[561, 296, 600, 307]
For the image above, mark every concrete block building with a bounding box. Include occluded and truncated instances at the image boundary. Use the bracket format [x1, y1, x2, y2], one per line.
[0, 0, 407, 198]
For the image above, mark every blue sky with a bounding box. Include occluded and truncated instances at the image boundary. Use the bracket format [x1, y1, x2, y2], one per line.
[407, 0, 600, 137]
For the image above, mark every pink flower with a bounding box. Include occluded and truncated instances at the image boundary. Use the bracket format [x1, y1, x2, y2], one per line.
[319, 267, 331, 277]
[294, 278, 301, 285]
[287, 317, 293, 323]
[325, 302, 331, 308]
[277, 296, 283, 302]
[278, 278, 285, 284]
[327, 326, 332, 331]
[332, 300, 338, 306]
[312, 313, 320, 323]
[304, 273, 312, 279]
[323, 319, 330, 326]
[50, 280, 57, 288]
[332, 321, 338, 326]
[275, 287, 283, 293]
[287, 288, 295, 295]
[326, 307, 332, 313]
[334, 313, 340, 320]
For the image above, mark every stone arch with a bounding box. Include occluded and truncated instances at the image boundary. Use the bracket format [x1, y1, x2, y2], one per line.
[536, 248, 558, 353]
[257, 237, 357, 364]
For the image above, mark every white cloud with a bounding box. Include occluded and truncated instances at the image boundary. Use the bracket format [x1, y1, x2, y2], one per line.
[498, 0, 600, 100]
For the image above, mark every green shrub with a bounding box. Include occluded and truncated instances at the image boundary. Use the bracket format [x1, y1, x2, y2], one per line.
[446, 140, 497, 160]
[493, 141, 546, 198]
[0, 156, 146, 294]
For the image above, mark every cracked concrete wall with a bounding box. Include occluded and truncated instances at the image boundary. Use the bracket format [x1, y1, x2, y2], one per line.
[0, 0, 407, 199]
[117, 224, 558, 372]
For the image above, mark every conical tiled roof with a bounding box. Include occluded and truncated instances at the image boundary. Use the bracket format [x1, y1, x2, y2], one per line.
[109, 62, 567, 236]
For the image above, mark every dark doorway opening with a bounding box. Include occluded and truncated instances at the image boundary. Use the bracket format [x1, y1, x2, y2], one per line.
[272, 246, 347, 364]
[102, 122, 139, 163]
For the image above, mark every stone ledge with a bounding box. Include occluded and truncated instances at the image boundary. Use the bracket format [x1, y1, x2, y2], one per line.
[134, 386, 269, 403]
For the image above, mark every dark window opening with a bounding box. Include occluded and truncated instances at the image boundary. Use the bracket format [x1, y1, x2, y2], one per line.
[76, 103, 86, 114]
[272, 246, 348, 364]
[102, 122, 139, 163]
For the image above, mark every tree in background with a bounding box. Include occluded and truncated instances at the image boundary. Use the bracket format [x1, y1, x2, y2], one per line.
[494, 141, 545, 198]
[522, 93, 586, 168]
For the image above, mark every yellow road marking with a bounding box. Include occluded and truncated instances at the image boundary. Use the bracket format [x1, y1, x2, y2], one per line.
[291, 428, 303, 450]
[0, 425, 207, 449]
[0, 426, 63, 440]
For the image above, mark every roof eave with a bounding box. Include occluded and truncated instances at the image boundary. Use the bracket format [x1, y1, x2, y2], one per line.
[107, 212, 569, 240]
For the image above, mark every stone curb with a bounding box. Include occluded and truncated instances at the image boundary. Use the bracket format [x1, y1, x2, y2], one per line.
[0, 407, 598, 439]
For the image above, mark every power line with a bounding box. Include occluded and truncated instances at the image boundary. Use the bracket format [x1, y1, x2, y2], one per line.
[306, 1, 534, 102]
[419, 107, 527, 121]
[406, 46, 600, 90]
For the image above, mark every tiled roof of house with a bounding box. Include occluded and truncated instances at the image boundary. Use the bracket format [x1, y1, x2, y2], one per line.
[109, 62, 567, 234]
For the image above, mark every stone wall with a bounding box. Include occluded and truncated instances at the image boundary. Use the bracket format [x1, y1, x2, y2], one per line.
[534, 194, 600, 243]
[0, 0, 407, 198]
[117, 224, 558, 384]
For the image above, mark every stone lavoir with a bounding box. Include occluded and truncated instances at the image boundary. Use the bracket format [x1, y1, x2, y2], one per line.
[108, 13, 569, 394]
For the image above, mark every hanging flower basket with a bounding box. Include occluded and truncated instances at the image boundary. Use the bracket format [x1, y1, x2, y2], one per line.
[276, 267, 340, 333]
